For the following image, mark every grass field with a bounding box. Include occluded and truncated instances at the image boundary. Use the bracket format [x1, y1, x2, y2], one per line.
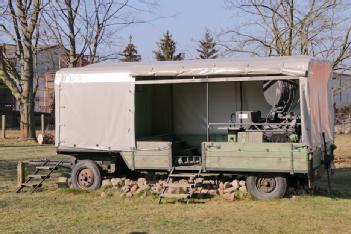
[0, 135, 351, 233]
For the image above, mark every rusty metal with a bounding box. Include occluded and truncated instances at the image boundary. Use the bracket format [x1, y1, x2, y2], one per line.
[77, 168, 94, 188]
[256, 177, 277, 193]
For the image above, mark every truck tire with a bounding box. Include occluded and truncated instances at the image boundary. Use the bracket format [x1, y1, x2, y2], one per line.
[246, 175, 287, 200]
[71, 160, 102, 190]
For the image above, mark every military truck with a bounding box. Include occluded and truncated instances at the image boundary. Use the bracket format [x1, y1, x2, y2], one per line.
[55, 56, 336, 200]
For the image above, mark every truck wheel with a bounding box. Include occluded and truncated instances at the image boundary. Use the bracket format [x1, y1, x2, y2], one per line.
[71, 160, 102, 190]
[246, 175, 287, 200]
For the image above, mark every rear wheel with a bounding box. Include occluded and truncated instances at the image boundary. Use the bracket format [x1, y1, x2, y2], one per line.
[246, 175, 287, 200]
[71, 160, 102, 190]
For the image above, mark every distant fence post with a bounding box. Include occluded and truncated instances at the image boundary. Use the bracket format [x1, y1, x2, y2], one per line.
[1, 115, 5, 139]
[41, 114, 45, 134]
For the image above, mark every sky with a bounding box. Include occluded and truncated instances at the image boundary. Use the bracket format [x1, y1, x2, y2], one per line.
[121, 0, 236, 60]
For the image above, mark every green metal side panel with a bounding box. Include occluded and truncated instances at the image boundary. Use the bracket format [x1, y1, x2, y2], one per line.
[134, 141, 171, 170]
[203, 142, 309, 173]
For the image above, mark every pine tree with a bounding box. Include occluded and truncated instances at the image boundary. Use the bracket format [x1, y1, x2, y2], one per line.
[119, 35, 141, 62]
[153, 31, 184, 61]
[197, 30, 218, 59]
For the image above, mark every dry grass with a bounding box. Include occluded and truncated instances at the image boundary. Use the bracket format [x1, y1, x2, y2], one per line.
[335, 135, 351, 159]
[0, 135, 350, 233]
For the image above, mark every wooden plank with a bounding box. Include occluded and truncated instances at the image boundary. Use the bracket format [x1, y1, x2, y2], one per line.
[36, 166, 56, 170]
[1, 115, 5, 139]
[17, 161, 25, 187]
[169, 174, 197, 178]
[163, 183, 194, 188]
[28, 174, 49, 179]
[21, 183, 42, 188]
[41, 114, 45, 134]
[160, 193, 189, 199]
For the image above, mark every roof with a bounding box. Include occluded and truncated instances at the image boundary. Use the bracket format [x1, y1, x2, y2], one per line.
[56, 56, 314, 78]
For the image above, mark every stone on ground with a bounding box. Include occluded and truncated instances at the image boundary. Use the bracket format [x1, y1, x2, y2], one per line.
[102, 179, 112, 187]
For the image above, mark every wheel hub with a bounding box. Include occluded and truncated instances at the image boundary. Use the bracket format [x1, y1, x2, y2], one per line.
[77, 168, 94, 188]
[256, 177, 277, 193]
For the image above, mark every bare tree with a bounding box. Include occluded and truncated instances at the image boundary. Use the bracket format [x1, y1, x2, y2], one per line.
[43, 0, 155, 67]
[0, 0, 42, 139]
[222, 0, 351, 71]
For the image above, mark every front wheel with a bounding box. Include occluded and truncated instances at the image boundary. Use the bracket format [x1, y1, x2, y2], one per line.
[71, 160, 102, 190]
[246, 175, 287, 200]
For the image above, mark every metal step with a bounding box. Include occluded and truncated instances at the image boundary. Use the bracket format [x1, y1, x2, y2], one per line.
[160, 193, 190, 199]
[36, 166, 57, 170]
[21, 183, 42, 188]
[28, 174, 50, 179]
[174, 166, 202, 171]
[163, 183, 194, 188]
[159, 166, 202, 204]
[169, 174, 197, 178]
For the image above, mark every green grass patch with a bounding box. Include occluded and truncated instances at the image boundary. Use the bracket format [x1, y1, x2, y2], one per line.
[0, 137, 351, 233]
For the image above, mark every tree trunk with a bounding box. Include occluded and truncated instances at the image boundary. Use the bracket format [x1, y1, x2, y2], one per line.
[19, 96, 36, 139]
[20, 44, 36, 139]
[66, 0, 77, 68]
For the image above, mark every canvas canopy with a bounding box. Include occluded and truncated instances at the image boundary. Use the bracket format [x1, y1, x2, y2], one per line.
[55, 56, 333, 152]
[66, 55, 311, 77]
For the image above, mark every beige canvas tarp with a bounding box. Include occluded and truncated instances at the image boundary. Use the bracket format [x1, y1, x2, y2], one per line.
[55, 56, 334, 152]
[55, 72, 135, 151]
[308, 60, 334, 146]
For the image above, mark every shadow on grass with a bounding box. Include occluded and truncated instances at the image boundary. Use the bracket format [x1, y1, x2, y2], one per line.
[0, 160, 18, 179]
[159, 199, 207, 205]
[313, 167, 351, 199]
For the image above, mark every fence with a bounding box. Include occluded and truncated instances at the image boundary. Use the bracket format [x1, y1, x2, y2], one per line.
[0, 113, 54, 139]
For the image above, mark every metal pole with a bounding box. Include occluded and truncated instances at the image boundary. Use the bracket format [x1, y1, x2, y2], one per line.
[41, 114, 45, 134]
[206, 82, 209, 142]
[1, 115, 5, 139]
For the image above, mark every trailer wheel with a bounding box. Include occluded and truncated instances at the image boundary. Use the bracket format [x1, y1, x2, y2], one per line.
[71, 160, 102, 190]
[246, 175, 287, 200]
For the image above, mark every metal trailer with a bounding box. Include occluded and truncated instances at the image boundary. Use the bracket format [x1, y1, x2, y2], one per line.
[54, 56, 336, 200]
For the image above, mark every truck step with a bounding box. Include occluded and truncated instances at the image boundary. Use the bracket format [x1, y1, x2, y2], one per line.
[174, 166, 202, 171]
[169, 173, 197, 178]
[28, 174, 50, 179]
[160, 193, 190, 199]
[163, 183, 194, 188]
[159, 166, 202, 204]
[21, 183, 42, 188]
[36, 166, 57, 170]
